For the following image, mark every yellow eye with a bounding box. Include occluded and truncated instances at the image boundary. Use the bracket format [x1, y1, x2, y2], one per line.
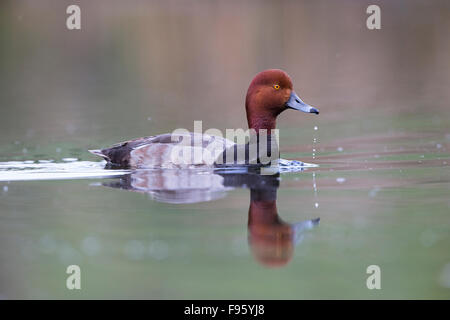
[273, 84, 280, 90]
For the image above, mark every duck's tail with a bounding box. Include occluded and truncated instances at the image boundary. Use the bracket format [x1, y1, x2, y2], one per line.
[89, 149, 110, 161]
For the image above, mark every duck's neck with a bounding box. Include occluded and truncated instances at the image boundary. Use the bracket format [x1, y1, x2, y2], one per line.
[246, 99, 278, 132]
[248, 188, 281, 225]
[247, 114, 277, 133]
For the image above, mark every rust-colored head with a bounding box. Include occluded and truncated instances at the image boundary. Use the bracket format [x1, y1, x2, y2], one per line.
[245, 69, 318, 131]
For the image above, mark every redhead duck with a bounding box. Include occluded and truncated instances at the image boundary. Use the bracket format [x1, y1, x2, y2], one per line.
[89, 69, 318, 168]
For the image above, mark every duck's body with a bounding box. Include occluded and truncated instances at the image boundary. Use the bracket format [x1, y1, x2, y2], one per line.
[90, 69, 318, 169]
[90, 132, 235, 168]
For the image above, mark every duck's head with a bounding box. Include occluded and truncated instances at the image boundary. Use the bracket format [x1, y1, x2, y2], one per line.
[245, 69, 319, 131]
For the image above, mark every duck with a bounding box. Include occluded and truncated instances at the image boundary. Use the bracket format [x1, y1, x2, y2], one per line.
[89, 69, 319, 169]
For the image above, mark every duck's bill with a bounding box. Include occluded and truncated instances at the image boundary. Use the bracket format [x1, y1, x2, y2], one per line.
[285, 91, 319, 114]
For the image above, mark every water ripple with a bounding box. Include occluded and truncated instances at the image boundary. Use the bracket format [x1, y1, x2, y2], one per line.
[0, 160, 129, 181]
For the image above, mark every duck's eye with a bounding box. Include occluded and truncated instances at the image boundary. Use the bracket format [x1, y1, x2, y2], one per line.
[273, 84, 280, 90]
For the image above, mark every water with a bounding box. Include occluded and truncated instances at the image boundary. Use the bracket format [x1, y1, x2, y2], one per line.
[0, 160, 128, 181]
[1, 0, 450, 299]
[1, 129, 448, 299]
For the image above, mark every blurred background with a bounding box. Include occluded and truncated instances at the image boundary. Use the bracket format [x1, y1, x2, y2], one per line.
[1, 0, 449, 154]
[0, 0, 449, 299]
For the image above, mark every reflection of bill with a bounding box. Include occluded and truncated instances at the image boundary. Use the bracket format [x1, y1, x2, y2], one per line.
[103, 167, 319, 267]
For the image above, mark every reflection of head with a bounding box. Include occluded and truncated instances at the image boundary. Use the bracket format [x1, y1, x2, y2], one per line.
[248, 189, 294, 267]
[247, 187, 319, 268]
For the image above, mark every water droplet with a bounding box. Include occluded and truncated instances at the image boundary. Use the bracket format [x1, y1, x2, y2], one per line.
[369, 187, 380, 198]
[337, 147, 343, 152]
[56, 148, 62, 153]
[22, 148, 28, 154]
[89, 182, 102, 187]
[62, 158, 78, 162]
[436, 143, 442, 149]
[314, 202, 319, 208]
[336, 177, 346, 184]
[3, 186, 8, 192]
[147, 117, 152, 121]
[314, 126, 318, 131]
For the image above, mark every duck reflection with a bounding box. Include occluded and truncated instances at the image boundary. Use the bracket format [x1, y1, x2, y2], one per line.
[247, 180, 319, 267]
[104, 169, 230, 204]
[103, 168, 319, 267]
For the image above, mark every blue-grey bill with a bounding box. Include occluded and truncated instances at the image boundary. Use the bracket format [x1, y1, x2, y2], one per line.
[286, 91, 319, 114]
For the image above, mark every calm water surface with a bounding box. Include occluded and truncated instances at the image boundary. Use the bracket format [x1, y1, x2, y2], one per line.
[0, 117, 449, 299]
